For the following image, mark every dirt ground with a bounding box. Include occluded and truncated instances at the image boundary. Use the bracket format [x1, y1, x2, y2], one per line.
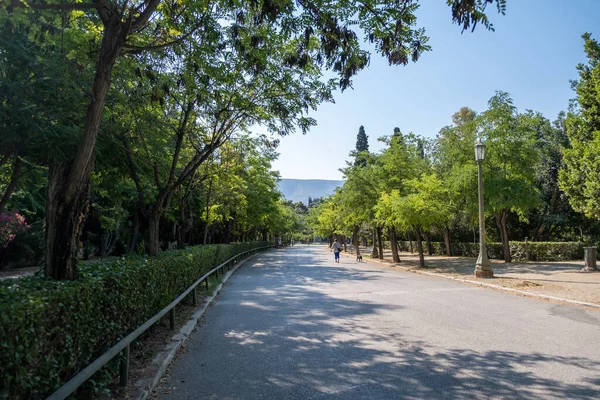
[339, 246, 600, 306]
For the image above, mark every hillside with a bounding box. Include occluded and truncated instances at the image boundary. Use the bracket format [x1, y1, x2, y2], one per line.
[278, 179, 344, 204]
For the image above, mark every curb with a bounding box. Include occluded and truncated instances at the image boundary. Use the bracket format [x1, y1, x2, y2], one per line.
[132, 251, 266, 400]
[338, 249, 600, 310]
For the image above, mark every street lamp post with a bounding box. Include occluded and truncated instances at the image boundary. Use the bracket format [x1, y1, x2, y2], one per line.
[475, 141, 493, 278]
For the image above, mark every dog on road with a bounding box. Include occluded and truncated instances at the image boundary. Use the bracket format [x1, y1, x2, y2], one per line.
[356, 254, 363, 262]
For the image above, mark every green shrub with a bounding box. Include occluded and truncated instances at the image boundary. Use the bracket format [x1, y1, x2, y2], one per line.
[509, 241, 583, 262]
[383, 239, 583, 261]
[0, 242, 269, 399]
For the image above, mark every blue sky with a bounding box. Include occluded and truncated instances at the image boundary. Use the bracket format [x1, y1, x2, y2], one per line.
[270, 0, 600, 180]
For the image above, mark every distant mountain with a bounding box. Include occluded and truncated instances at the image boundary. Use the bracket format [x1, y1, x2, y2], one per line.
[278, 179, 344, 204]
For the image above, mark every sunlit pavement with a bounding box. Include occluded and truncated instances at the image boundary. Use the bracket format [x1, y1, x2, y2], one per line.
[156, 245, 600, 399]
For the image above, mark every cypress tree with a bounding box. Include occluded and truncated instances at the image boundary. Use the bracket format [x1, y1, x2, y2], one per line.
[354, 126, 369, 166]
[356, 126, 369, 152]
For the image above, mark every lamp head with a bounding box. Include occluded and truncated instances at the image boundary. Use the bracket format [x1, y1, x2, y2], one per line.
[475, 141, 485, 162]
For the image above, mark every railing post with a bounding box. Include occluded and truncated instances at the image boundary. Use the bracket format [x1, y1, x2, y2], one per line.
[120, 344, 130, 386]
[169, 308, 175, 330]
[192, 287, 197, 306]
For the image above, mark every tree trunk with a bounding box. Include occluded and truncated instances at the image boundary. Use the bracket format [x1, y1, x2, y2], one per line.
[44, 163, 91, 280]
[415, 227, 425, 268]
[176, 204, 191, 250]
[533, 223, 545, 242]
[129, 210, 140, 253]
[148, 209, 162, 256]
[424, 232, 433, 256]
[495, 210, 511, 263]
[342, 235, 347, 252]
[203, 178, 213, 245]
[44, 20, 127, 279]
[443, 225, 452, 256]
[176, 226, 185, 249]
[389, 227, 400, 262]
[208, 226, 214, 244]
[224, 219, 232, 244]
[371, 229, 379, 258]
[203, 222, 210, 245]
[377, 226, 383, 259]
[353, 233, 360, 256]
[408, 231, 414, 253]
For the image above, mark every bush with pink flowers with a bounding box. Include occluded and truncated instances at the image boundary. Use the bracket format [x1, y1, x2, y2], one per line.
[0, 212, 30, 248]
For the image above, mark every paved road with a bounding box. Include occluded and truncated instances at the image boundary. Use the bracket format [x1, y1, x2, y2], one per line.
[156, 246, 600, 399]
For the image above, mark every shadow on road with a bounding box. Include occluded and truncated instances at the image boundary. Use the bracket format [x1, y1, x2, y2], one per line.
[160, 247, 600, 399]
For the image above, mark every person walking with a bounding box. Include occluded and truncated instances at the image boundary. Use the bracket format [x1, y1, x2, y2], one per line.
[331, 238, 343, 263]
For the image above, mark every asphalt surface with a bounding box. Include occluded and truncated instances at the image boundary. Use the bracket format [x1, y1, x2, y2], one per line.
[156, 246, 600, 399]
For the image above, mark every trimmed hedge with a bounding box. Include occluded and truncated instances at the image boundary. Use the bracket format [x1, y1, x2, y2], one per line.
[384, 240, 584, 262]
[0, 242, 270, 399]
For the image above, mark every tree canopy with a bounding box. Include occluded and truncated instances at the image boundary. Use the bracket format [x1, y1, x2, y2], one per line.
[0, 0, 508, 278]
[560, 33, 600, 221]
[309, 81, 600, 266]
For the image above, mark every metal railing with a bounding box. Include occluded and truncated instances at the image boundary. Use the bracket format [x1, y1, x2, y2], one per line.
[47, 244, 276, 400]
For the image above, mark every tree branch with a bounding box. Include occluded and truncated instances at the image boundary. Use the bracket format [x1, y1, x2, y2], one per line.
[10, 0, 102, 10]
[130, 0, 161, 31]
[168, 101, 194, 187]
[136, 124, 162, 189]
[122, 19, 205, 54]
[94, 0, 113, 25]
[120, 135, 148, 217]
[0, 152, 12, 169]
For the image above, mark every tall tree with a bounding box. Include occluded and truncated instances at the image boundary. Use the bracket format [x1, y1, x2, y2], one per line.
[376, 129, 430, 261]
[375, 174, 450, 268]
[432, 107, 479, 254]
[307, 190, 353, 245]
[480, 92, 540, 262]
[354, 125, 369, 167]
[356, 126, 369, 152]
[521, 111, 575, 241]
[560, 33, 600, 221]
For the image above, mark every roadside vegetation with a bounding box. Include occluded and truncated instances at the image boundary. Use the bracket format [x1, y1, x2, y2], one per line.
[309, 34, 600, 267]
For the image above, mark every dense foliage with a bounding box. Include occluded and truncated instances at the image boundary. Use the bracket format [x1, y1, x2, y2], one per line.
[309, 46, 600, 265]
[0, 0, 504, 277]
[388, 241, 584, 262]
[0, 242, 268, 399]
[560, 33, 600, 220]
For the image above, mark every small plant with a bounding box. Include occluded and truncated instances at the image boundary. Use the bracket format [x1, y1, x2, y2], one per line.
[0, 211, 30, 249]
